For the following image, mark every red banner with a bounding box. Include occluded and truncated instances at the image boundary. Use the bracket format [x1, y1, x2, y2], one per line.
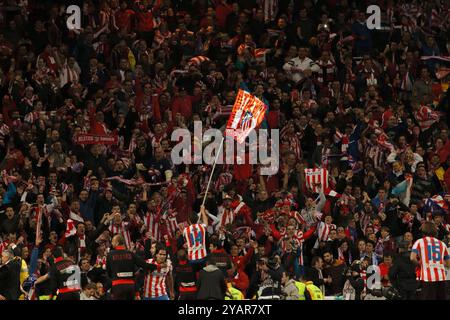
[74, 134, 118, 145]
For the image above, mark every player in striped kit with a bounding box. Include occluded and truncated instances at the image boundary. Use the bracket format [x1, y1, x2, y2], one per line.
[142, 245, 174, 300]
[183, 206, 208, 269]
[410, 222, 450, 300]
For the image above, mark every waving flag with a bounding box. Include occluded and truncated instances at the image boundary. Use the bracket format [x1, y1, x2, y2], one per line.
[391, 174, 413, 206]
[225, 89, 268, 143]
[436, 67, 450, 80]
[304, 168, 329, 194]
[414, 105, 440, 131]
[65, 219, 77, 238]
[375, 129, 395, 152]
[425, 194, 449, 215]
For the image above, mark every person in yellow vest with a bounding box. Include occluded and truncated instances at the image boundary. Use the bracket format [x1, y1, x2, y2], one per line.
[292, 274, 324, 300]
[18, 256, 29, 300]
[10, 243, 30, 300]
[225, 280, 244, 300]
[299, 273, 324, 300]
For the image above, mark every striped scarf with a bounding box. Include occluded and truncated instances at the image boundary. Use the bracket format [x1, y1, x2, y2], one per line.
[316, 59, 336, 84]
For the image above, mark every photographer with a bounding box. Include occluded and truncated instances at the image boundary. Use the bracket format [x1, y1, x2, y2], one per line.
[388, 240, 418, 300]
[247, 256, 283, 300]
[342, 259, 367, 300]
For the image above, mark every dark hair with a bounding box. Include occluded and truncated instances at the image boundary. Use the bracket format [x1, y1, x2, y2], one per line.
[206, 254, 216, 266]
[421, 221, 438, 237]
[311, 256, 322, 267]
[211, 239, 222, 249]
[189, 213, 199, 224]
[366, 240, 376, 247]
[52, 246, 64, 258]
[155, 244, 167, 255]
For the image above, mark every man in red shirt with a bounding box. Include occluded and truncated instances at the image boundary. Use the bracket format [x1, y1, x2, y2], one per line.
[171, 87, 193, 121]
[115, 1, 135, 33]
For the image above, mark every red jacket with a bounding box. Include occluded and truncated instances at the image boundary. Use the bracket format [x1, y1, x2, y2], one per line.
[231, 269, 249, 294]
[230, 247, 254, 271]
[115, 9, 135, 32]
[171, 95, 193, 120]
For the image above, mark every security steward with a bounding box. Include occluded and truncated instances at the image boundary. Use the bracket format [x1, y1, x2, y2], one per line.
[295, 274, 324, 300]
[106, 234, 157, 300]
[225, 280, 244, 300]
[34, 247, 81, 300]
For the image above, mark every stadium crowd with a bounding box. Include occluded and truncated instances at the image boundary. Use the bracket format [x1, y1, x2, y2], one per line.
[0, 0, 449, 300]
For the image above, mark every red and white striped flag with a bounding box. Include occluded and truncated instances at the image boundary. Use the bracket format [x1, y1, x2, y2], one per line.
[431, 9, 442, 27]
[304, 168, 329, 194]
[414, 105, 440, 131]
[254, 48, 270, 62]
[225, 89, 268, 143]
[334, 129, 349, 154]
[188, 56, 210, 66]
[212, 104, 234, 121]
[65, 219, 77, 238]
[375, 129, 395, 152]
[436, 68, 450, 80]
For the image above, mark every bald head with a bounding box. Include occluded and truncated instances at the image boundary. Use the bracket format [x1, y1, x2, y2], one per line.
[112, 234, 125, 248]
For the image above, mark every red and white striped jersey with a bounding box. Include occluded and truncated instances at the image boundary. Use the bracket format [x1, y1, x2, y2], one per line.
[109, 221, 132, 249]
[143, 212, 161, 241]
[412, 237, 449, 282]
[183, 223, 208, 261]
[317, 221, 336, 242]
[279, 235, 304, 264]
[143, 258, 172, 298]
[304, 168, 329, 194]
[162, 210, 178, 238]
[216, 206, 234, 230]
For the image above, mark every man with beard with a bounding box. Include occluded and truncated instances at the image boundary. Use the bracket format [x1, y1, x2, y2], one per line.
[322, 249, 345, 296]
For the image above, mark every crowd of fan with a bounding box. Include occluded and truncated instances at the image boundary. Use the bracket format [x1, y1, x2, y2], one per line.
[0, 0, 449, 300]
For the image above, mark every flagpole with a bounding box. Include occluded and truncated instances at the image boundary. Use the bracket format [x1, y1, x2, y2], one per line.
[202, 137, 225, 207]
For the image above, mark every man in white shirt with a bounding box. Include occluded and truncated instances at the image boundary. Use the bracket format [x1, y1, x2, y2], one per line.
[283, 47, 320, 83]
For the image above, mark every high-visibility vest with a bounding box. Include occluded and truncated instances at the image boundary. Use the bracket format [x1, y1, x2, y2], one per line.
[225, 284, 244, 300]
[294, 281, 306, 300]
[305, 281, 324, 300]
[18, 258, 29, 300]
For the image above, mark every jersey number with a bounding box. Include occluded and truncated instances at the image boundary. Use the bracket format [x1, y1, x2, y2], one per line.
[189, 228, 203, 247]
[427, 245, 442, 262]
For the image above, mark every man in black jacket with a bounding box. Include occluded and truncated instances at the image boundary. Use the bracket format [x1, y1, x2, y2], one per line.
[106, 234, 156, 300]
[306, 256, 330, 295]
[208, 239, 232, 277]
[196, 256, 227, 300]
[63, 214, 110, 263]
[34, 247, 82, 300]
[173, 248, 197, 300]
[0, 249, 21, 300]
[389, 241, 419, 300]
